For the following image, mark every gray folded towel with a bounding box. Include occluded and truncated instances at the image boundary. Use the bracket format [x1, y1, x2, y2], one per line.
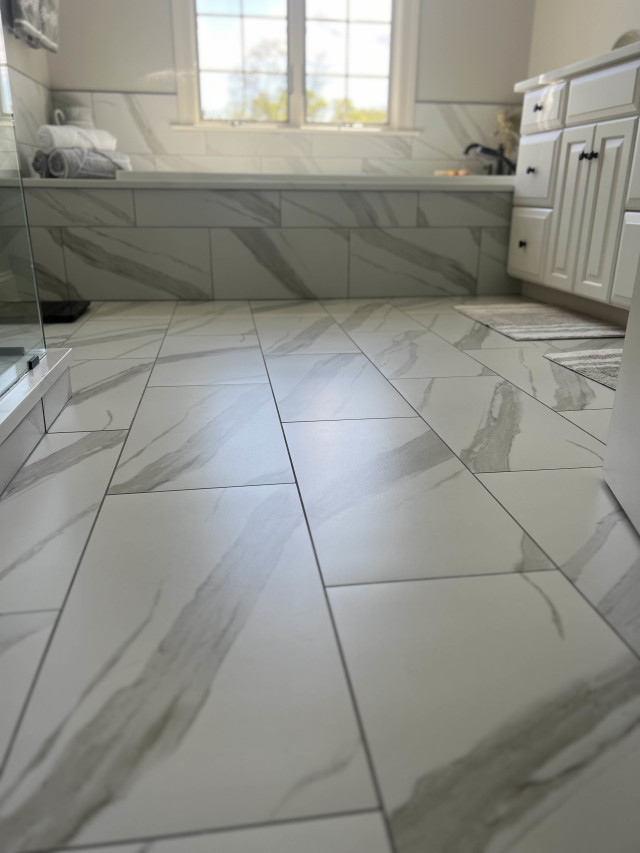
[37, 125, 117, 153]
[32, 149, 52, 177]
[47, 148, 132, 179]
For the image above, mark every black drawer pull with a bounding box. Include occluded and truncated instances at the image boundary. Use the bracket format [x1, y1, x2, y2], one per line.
[526, 166, 536, 174]
[518, 240, 527, 248]
[579, 150, 588, 160]
[587, 150, 599, 160]
[533, 104, 543, 112]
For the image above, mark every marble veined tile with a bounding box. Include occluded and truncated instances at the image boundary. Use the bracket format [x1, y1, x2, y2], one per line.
[250, 299, 330, 317]
[350, 329, 491, 378]
[0, 486, 376, 849]
[414, 311, 541, 349]
[393, 376, 605, 473]
[480, 468, 640, 655]
[0, 612, 56, 762]
[92, 302, 176, 322]
[412, 102, 501, 161]
[285, 418, 551, 585]
[281, 191, 417, 227]
[389, 296, 465, 312]
[330, 572, 640, 853]
[211, 228, 349, 300]
[58, 813, 391, 852]
[0, 431, 126, 612]
[63, 228, 213, 301]
[349, 228, 479, 298]
[418, 192, 512, 227]
[468, 346, 616, 410]
[110, 384, 292, 494]
[28, 227, 70, 302]
[322, 299, 424, 332]
[134, 190, 280, 227]
[49, 359, 154, 432]
[150, 335, 266, 386]
[254, 314, 359, 354]
[168, 301, 255, 336]
[477, 227, 520, 295]
[561, 409, 612, 444]
[266, 353, 415, 421]
[25, 189, 135, 227]
[65, 321, 167, 361]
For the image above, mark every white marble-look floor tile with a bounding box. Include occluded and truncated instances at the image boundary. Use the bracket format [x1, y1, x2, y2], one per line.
[389, 296, 466, 313]
[0, 431, 126, 611]
[0, 612, 56, 762]
[285, 418, 552, 585]
[467, 346, 616, 410]
[250, 300, 330, 318]
[266, 353, 415, 421]
[330, 572, 640, 853]
[412, 311, 543, 349]
[49, 359, 154, 432]
[149, 335, 267, 386]
[0, 486, 377, 849]
[65, 321, 168, 361]
[322, 300, 425, 332]
[91, 302, 176, 322]
[350, 330, 492, 378]
[168, 301, 254, 336]
[561, 409, 613, 444]
[479, 468, 640, 655]
[110, 384, 292, 494]
[254, 314, 359, 354]
[393, 376, 605, 472]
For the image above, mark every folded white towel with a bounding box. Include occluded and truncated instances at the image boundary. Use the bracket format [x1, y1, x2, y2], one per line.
[36, 125, 117, 153]
[48, 148, 132, 179]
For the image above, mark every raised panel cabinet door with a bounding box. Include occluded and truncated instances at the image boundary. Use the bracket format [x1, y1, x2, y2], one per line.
[611, 212, 640, 308]
[575, 117, 638, 303]
[545, 124, 595, 291]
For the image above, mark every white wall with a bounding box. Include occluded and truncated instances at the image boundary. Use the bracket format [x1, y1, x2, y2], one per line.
[528, 0, 640, 76]
[416, 0, 536, 104]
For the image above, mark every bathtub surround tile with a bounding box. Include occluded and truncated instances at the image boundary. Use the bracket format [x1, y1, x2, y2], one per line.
[418, 192, 512, 227]
[153, 154, 264, 174]
[286, 418, 551, 586]
[42, 370, 72, 429]
[28, 227, 70, 302]
[477, 227, 520, 295]
[25, 189, 135, 227]
[9, 69, 50, 148]
[349, 228, 480, 298]
[254, 314, 359, 354]
[468, 347, 616, 411]
[134, 190, 280, 227]
[480, 468, 640, 655]
[411, 102, 502, 162]
[110, 385, 292, 494]
[266, 353, 415, 421]
[168, 301, 254, 336]
[150, 335, 266, 386]
[561, 409, 612, 444]
[211, 228, 349, 300]
[394, 376, 605, 473]
[311, 133, 412, 160]
[322, 299, 425, 332]
[63, 228, 213, 301]
[0, 612, 56, 762]
[0, 403, 45, 495]
[281, 192, 417, 228]
[351, 329, 491, 378]
[412, 311, 539, 349]
[330, 572, 640, 853]
[49, 359, 154, 432]
[262, 156, 366, 175]
[205, 130, 312, 158]
[0, 486, 376, 849]
[65, 321, 167, 361]
[0, 431, 126, 612]
[92, 302, 176, 322]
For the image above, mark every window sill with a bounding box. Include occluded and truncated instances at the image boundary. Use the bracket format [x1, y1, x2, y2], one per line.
[170, 123, 420, 137]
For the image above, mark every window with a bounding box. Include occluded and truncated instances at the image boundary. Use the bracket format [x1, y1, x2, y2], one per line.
[172, 0, 418, 130]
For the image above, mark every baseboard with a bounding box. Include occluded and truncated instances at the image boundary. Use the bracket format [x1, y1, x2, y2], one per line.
[522, 282, 629, 328]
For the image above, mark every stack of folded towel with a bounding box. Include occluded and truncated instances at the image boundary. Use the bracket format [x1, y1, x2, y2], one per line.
[32, 125, 132, 179]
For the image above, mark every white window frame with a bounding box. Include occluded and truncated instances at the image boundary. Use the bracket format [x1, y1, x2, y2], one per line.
[170, 0, 419, 131]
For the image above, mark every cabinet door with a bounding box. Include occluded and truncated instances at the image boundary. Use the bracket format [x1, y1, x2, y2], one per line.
[611, 212, 640, 308]
[575, 117, 637, 302]
[545, 124, 595, 291]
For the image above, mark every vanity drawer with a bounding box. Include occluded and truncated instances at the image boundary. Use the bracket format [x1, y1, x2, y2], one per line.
[521, 84, 566, 134]
[507, 207, 552, 281]
[566, 60, 640, 125]
[514, 130, 561, 206]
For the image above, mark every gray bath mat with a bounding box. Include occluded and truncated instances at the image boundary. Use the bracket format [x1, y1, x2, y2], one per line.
[544, 348, 623, 389]
[454, 301, 625, 340]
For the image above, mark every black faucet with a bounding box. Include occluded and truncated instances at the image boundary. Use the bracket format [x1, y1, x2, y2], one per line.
[463, 143, 516, 175]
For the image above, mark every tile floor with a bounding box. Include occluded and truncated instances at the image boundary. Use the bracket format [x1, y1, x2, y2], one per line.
[1, 297, 640, 853]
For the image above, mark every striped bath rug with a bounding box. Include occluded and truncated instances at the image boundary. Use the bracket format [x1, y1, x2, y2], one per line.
[544, 348, 623, 389]
[454, 301, 625, 340]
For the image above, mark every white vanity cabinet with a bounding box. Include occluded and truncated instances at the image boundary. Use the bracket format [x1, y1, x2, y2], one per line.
[612, 213, 640, 308]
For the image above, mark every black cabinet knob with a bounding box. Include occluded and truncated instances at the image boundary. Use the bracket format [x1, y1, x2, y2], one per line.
[518, 240, 527, 248]
[587, 150, 599, 160]
[533, 104, 543, 112]
[526, 166, 536, 174]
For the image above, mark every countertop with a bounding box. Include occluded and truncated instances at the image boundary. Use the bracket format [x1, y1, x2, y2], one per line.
[515, 41, 640, 93]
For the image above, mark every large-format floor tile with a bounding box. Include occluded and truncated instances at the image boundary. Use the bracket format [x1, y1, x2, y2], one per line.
[330, 572, 640, 853]
[285, 418, 551, 585]
[0, 612, 56, 762]
[390, 296, 466, 313]
[350, 330, 491, 378]
[266, 353, 415, 421]
[149, 335, 267, 386]
[65, 321, 167, 361]
[0, 431, 126, 611]
[561, 408, 613, 444]
[480, 468, 640, 655]
[468, 346, 616, 410]
[322, 299, 424, 332]
[254, 314, 359, 354]
[393, 376, 605, 472]
[168, 301, 255, 336]
[91, 301, 176, 322]
[250, 299, 330, 318]
[57, 813, 391, 853]
[0, 487, 376, 849]
[413, 311, 542, 349]
[110, 385, 292, 494]
[49, 359, 154, 432]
